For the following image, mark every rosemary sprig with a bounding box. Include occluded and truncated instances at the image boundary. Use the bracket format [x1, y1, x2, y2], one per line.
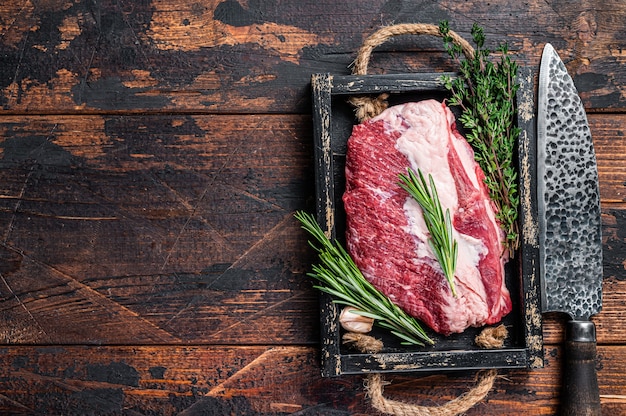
[439, 21, 521, 254]
[398, 168, 458, 297]
[294, 211, 434, 346]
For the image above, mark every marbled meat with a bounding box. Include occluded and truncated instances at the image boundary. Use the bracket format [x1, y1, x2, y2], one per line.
[343, 99, 512, 335]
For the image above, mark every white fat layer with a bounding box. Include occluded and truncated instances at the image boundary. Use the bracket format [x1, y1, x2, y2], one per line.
[402, 198, 430, 255]
[402, 197, 488, 291]
[448, 118, 482, 190]
[378, 101, 459, 210]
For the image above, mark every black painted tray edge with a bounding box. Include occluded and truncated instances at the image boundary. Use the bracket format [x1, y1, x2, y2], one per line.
[310, 68, 543, 377]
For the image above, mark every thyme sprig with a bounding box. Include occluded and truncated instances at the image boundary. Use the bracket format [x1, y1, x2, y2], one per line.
[399, 168, 458, 297]
[295, 211, 434, 346]
[439, 21, 521, 254]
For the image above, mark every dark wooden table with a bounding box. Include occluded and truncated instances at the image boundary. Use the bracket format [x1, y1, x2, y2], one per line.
[1, 1, 625, 415]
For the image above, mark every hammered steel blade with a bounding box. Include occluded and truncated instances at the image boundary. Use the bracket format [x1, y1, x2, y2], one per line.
[537, 43, 603, 320]
[538, 43, 603, 416]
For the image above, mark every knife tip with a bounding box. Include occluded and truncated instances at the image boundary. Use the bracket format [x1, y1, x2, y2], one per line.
[543, 43, 555, 54]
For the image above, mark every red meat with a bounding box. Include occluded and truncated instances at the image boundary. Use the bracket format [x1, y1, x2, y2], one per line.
[343, 100, 512, 335]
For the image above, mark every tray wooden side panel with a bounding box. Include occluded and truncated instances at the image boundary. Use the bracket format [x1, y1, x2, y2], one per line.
[311, 73, 342, 377]
[516, 67, 545, 369]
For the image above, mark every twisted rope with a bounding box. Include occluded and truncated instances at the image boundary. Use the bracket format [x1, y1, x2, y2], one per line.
[343, 324, 506, 416]
[349, 23, 475, 122]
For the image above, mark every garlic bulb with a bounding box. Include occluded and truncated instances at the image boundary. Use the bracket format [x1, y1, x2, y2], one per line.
[339, 306, 374, 333]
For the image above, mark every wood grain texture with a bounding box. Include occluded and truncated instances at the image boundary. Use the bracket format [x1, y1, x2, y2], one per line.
[1, 0, 626, 113]
[1, 0, 625, 414]
[0, 114, 623, 345]
[0, 114, 318, 344]
[0, 345, 625, 415]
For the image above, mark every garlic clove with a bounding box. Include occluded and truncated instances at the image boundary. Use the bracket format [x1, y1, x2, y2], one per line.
[339, 306, 374, 333]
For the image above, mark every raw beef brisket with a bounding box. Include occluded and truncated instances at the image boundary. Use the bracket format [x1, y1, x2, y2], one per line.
[343, 99, 512, 335]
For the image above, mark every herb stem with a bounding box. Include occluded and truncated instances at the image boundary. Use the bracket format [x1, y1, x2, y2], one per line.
[398, 168, 458, 297]
[439, 21, 521, 254]
[295, 211, 434, 346]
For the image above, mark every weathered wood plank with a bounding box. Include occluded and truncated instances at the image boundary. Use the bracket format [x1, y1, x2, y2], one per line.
[0, 2, 624, 414]
[0, 112, 625, 345]
[1, 0, 625, 114]
[0, 114, 319, 344]
[589, 116, 626, 203]
[0, 345, 625, 415]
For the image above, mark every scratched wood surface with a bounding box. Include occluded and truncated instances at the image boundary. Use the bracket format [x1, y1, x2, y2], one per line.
[1, 0, 626, 414]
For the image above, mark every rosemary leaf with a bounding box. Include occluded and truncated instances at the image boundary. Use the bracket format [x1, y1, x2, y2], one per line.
[398, 168, 458, 297]
[295, 211, 434, 346]
[349, 309, 387, 321]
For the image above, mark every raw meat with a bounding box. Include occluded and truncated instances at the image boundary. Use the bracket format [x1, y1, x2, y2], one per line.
[343, 99, 512, 335]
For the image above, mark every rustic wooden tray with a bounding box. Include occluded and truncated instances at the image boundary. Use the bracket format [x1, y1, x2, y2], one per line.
[310, 68, 543, 377]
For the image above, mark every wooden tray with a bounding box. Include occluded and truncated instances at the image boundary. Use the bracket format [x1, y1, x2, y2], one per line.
[310, 68, 543, 377]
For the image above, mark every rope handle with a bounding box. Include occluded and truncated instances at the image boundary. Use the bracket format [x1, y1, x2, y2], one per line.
[365, 370, 497, 416]
[343, 325, 507, 416]
[349, 23, 475, 121]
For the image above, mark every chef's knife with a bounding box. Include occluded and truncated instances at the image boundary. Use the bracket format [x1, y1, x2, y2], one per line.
[537, 43, 603, 415]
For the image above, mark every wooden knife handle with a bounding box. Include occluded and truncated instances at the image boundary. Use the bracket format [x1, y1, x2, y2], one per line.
[560, 320, 601, 416]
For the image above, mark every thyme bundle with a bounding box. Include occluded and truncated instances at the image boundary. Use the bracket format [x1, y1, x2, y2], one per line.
[439, 21, 521, 254]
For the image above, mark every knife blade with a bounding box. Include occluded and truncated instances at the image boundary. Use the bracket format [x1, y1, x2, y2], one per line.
[537, 43, 603, 416]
